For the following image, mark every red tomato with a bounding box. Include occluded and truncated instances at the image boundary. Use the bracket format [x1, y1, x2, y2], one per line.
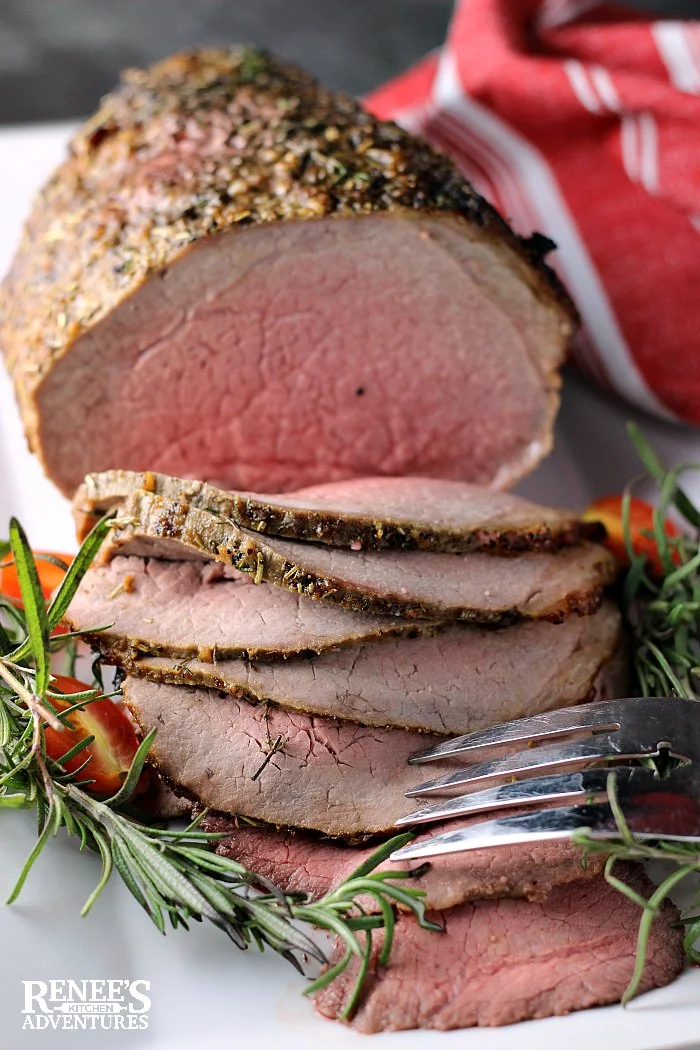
[43, 675, 149, 799]
[0, 550, 71, 602]
[583, 495, 679, 576]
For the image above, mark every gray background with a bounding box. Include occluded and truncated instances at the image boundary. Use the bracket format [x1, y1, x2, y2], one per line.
[0, 0, 452, 123]
[0, 0, 698, 125]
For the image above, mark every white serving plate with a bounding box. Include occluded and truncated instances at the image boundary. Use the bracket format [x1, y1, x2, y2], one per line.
[1, 123, 700, 1050]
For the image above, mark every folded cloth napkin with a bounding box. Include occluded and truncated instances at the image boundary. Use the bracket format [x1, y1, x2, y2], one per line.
[367, 1, 700, 425]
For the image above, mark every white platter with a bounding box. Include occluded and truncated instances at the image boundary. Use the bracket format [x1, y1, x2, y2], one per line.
[1, 123, 700, 1050]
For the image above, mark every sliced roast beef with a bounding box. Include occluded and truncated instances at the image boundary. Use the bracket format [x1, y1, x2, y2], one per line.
[122, 676, 447, 836]
[65, 556, 438, 661]
[105, 491, 617, 624]
[0, 49, 575, 499]
[203, 817, 605, 908]
[74, 470, 601, 552]
[315, 868, 684, 1031]
[122, 602, 621, 734]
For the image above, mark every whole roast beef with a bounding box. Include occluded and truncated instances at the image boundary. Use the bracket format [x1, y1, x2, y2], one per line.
[0, 48, 575, 498]
[74, 471, 601, 553]
[104, 491, 617, 624]
[315, 867, 684, 1031]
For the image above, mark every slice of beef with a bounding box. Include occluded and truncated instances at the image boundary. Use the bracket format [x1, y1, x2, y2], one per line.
[123, 602, 622, 734]
[316, 867, 684, 1031]
[0, 49, 575, 499]
[122, 676, 447, 836]
[65, 556, 438, 661]
[203, 817, 605, 909]
[105, 491, 617, 624]
[74, 470, 601, 553]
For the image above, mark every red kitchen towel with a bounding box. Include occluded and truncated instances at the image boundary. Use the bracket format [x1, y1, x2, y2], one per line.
[367, 1, 700, 425]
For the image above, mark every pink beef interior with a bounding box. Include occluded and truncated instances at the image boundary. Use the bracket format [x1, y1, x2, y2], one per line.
[205, 816, 606, 910]
[315, 869, 684, 1032]
[36, 213, 563, 495]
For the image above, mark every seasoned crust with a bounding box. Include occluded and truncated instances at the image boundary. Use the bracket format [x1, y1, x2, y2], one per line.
[103, 490, 618, 625]
[0, 47, 576, 464]
[73, 469, 605, 553]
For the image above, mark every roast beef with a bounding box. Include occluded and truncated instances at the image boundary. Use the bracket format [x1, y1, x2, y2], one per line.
[121, 603, 622, 734]
[74, 470, 601, 553]
[315, 868, 684, 1031]
[0, 49, 575, 498]
[105, 491, 617, 624]
[65, 556, 438, 661]
[203, 817, 606, 908]
[122, 675, 448, 835]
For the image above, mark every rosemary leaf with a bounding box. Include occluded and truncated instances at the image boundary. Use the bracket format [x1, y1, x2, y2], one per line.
[6, 809, 55, 904]
[104, 727, 155, 809]
[53, 734, 95, 767]
[626, 423, 700, 527]
[45, 516, 115, 630]
[8, 516, 115, 665]
[340, 928, 374, 1021]
[8, 519, 51, 696]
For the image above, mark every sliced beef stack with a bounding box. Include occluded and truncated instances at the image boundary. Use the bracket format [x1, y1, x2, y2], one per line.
[63, 470, 683, 1028]
[69, 557, 620, 734]
[0, 49, 575, 498]
[71, 470, 624, 834]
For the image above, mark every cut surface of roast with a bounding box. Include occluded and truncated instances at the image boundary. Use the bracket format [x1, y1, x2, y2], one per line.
[315, 868, 684, 1031]
[105, 491, 617, 624]
[75, 470, 601, 552]
[123, 602, 622, 734]
[122, 676, 444, 836]
[65, 556, 438, 661]
[1, 49, 575, 498]
[203, 816, 606, 909]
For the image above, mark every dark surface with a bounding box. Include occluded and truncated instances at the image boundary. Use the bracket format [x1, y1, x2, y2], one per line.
[0, 0, 696, 125]
[0, 0, 452, 123]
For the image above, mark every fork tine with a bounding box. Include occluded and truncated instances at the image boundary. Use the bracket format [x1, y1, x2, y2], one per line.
[390, 804, 616, 861]
[395, 767, 632, 826]
[410, 699, 632, 766]
[394, 764, 700, 861]
[406, 735, 659, 798]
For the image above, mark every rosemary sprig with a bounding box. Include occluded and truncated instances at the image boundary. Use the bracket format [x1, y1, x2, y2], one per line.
[575, 425, 700, 1001]
[621, 423, 700, 700]
[0, 516, 438, 1016]
[575, 773, 699, 1004]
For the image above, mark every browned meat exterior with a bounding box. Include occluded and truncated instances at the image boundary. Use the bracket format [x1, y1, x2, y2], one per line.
[316, 868, 684, 1031]
[124, 603, 622, 734]
[105, 492, 617, 624]
[75, 470, 602, 552]
[203, 817, 606, 908]
[139, 777, 192, 821]
[0, 48, 575, 498]
[122, 676, 446, 835]
[65, 556, 438, 661]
